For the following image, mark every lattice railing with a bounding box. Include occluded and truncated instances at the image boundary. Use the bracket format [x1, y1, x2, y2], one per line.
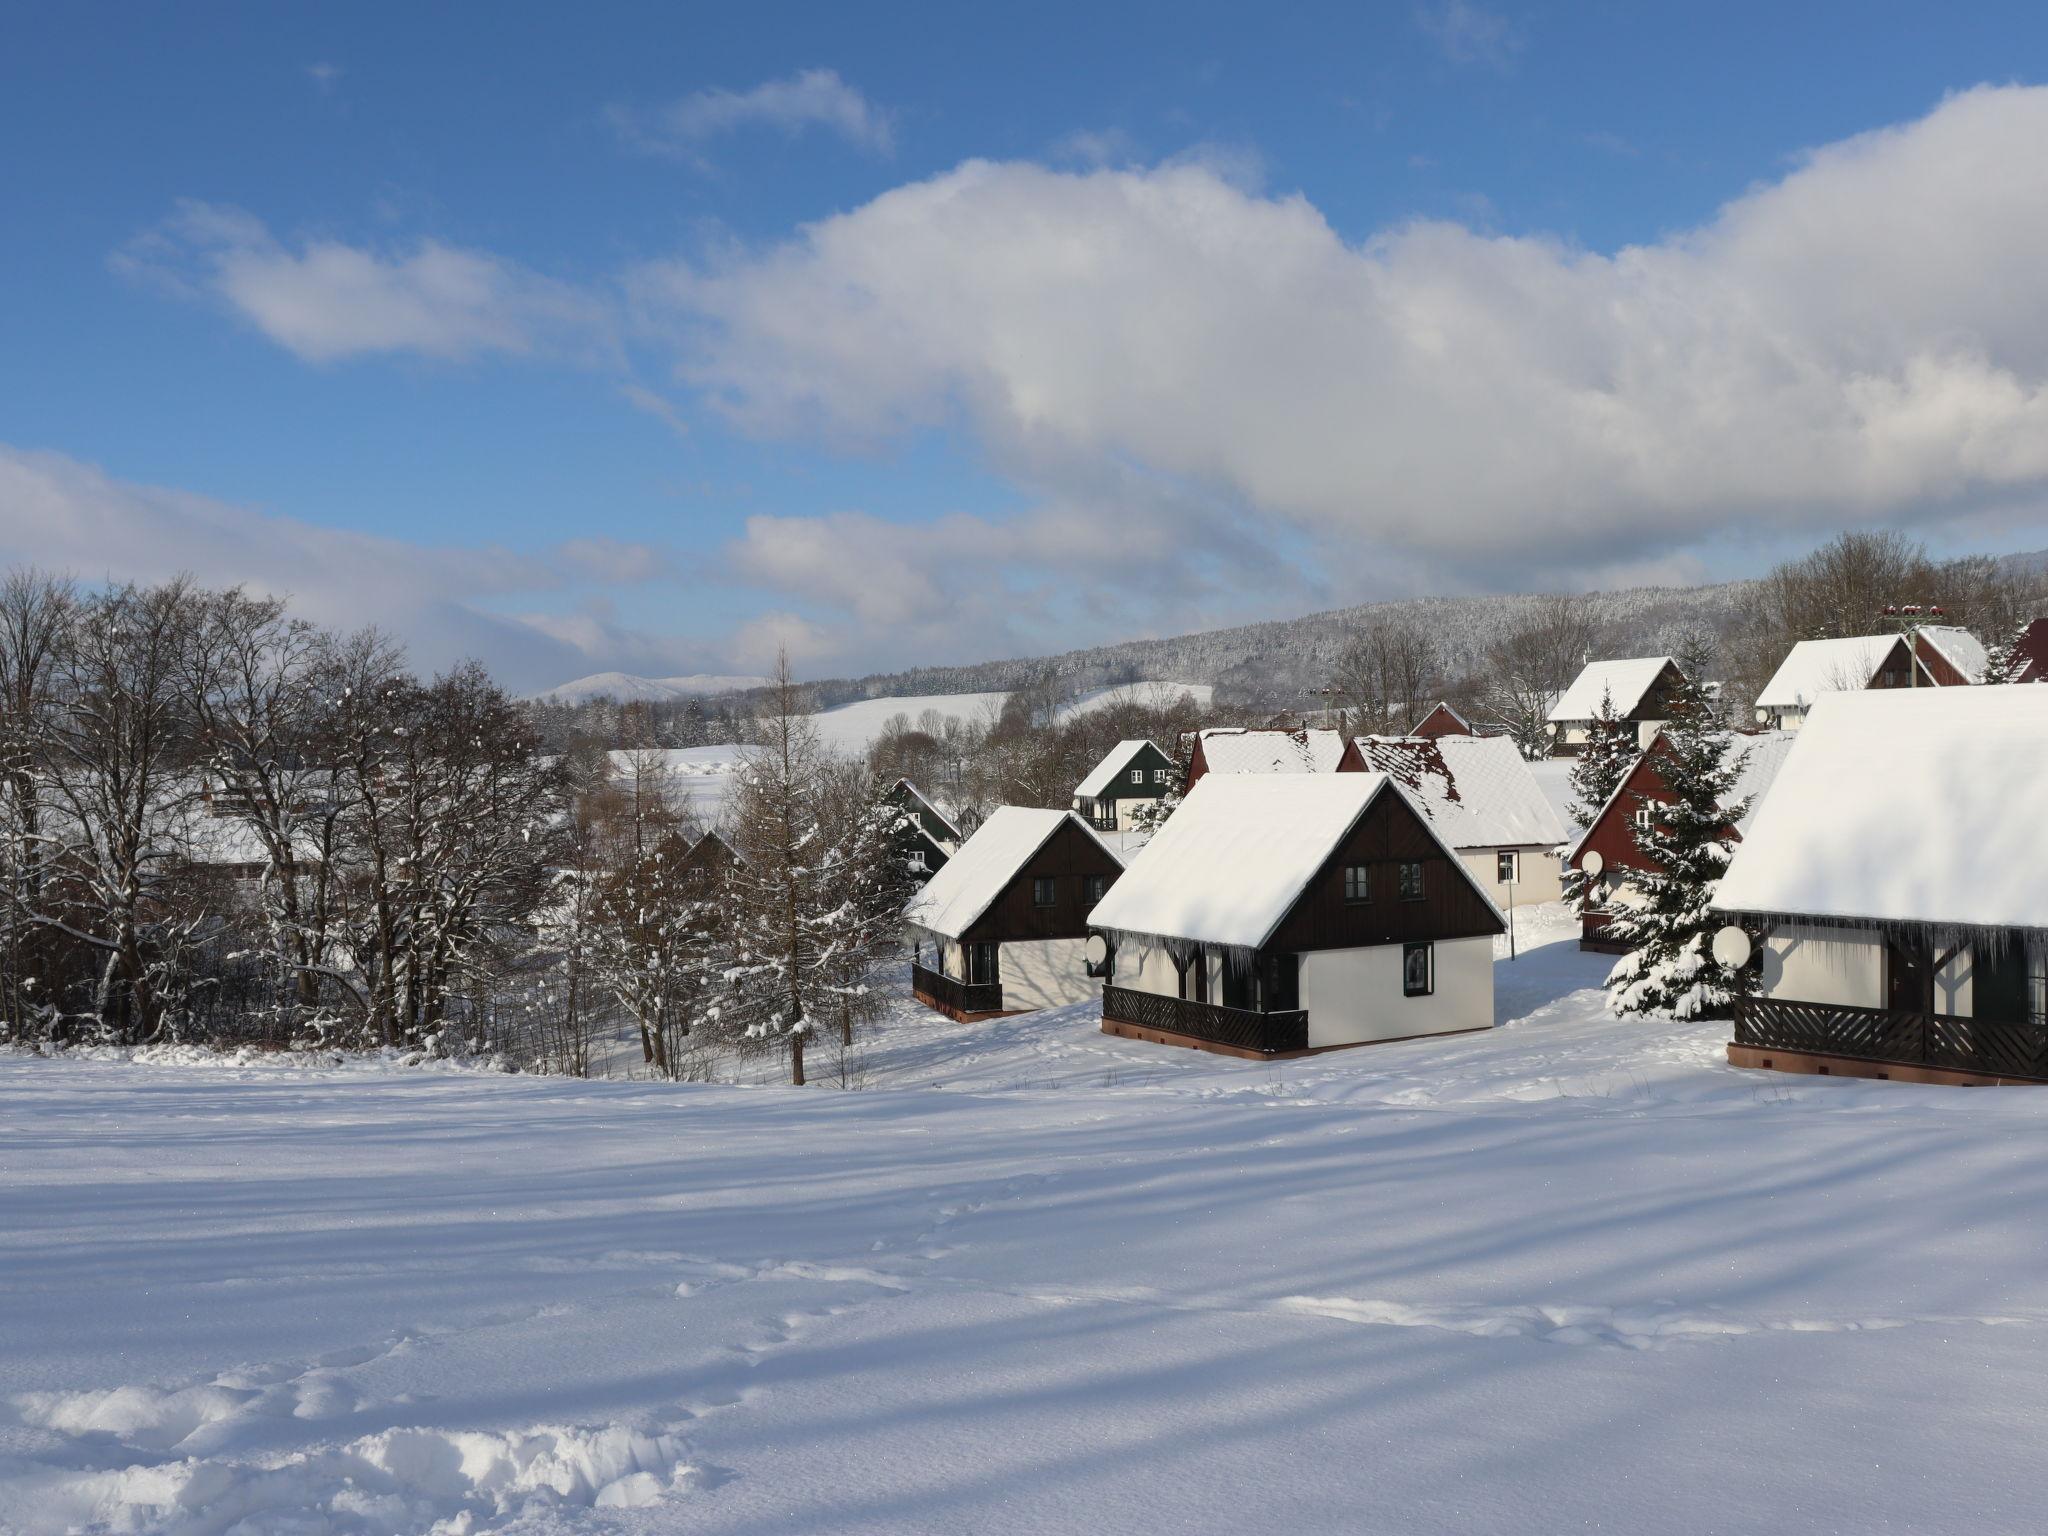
[1102, 984, 1309, 1054]
[1735, 996, 2048, 1080]
[911, 961, 1003, 1017]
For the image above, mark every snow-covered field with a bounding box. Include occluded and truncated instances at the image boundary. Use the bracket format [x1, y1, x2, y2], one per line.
[6, 906, 2046, 1534]
[809, 681, 1213, 756]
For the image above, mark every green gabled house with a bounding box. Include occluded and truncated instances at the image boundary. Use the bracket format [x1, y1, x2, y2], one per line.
[1071, 740, 1178, 833]
[886, 778, 962, 881]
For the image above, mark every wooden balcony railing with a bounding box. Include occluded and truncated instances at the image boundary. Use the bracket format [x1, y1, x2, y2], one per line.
[911, 960, 1003, 1018]
[1102, 983, 1309, 1055]
[1734, 995, 2048, 1081]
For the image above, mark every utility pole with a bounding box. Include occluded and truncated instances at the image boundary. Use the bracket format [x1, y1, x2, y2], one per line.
[1881, 602, 1946, 687]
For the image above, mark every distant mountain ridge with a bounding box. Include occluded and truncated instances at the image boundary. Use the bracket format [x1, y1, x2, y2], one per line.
[534, 672, 770, 705]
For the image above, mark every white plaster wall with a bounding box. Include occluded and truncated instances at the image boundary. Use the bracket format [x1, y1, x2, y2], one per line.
[1460, 846, 1563, 906]
[1297, 936, 1493, 1048]
[1759, 923, 1884, 1008]
[907, 927, 958, 978]
[1115, 795, 1164, 831]
[999, 938, 1097, 1011]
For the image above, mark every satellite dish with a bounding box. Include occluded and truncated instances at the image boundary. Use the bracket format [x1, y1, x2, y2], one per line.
[1712, 925, 1752, 969]
[1581, 850, 1604, 878]
[1085, 934, 1110, 966]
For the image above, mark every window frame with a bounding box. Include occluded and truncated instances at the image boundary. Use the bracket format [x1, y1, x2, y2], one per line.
[1032, 876, 1057, 908]
[1084, 874, 1108, 907]
[1496, 850, 1519, 885]
[1402, 941, 1434, 998]
[1129, 768, 1144, 784]
[1342, 864, 1370, 904]
[1397, 861, 1425, 902]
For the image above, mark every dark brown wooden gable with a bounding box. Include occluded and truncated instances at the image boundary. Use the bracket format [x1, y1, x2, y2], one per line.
[963, 817, 1126, 944]
[1631, 659, 1692, 722]
[1265, 785, 1504, 954]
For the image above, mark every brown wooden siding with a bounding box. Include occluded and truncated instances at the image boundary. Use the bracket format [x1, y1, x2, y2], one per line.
[963, 818, 1126, 944]
[1265, 786, 1503, 953]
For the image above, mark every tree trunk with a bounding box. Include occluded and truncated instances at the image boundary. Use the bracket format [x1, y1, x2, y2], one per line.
[790, 1028, 805, 1087]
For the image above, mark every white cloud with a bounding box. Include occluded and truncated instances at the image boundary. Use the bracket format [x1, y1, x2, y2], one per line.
[1415, 1, 1526, 69]
[0, 447, 711, 691]
[114, 201, 612, 365]
[613, 68, 895, 165]
[305, 61, 343, 94]
[641, 86, 2048, 598]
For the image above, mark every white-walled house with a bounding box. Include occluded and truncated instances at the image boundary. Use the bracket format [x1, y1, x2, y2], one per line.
[1088, 775, 1505, 1057]
[1071, 740, 1178, 832]
[1337, 733, 1569, 905]
[1546, 657, 1691, 756]
[1752, 626, 1985, 730]
[1714, 687, 2048, 1083]
[904, 807, 1125, 1021]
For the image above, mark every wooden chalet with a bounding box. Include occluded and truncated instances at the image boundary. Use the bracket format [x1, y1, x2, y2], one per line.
[1752, 626, 1985, 730]
[885, 778, 960, 880]
[1338, 733, 1568, 904]
[1566, 730, 1794, 951]
[1409, 702, 1475, 739]
[1714, 688, 2048, 1084]
[1071, 739, 1177, 833]
[2004, 618, 2048, 684]
[1088, 775, 1504, 1058]
[1546, 657, 1692, 757]
[1182, 727, 1345, 791]
[904, 807, 1125, 1021]
[676, 829, 743, 892]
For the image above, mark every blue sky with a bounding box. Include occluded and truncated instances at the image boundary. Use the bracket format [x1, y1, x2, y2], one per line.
[4, 3, 2047, 689]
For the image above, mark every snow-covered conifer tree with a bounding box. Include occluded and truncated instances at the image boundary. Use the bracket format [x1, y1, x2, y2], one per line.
[1560, 687, 1633, 916]
[1604, 681, 1748, 1020]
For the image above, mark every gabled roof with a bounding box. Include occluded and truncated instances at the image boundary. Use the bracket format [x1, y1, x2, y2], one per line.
[1565, 729, 1796, 865]
[1088, 774, 1501, 950]
[891, 777, 961, 843]
[1754, 627, 1984, 710]
[1548, 657, 1677, 724]
[1714, 689, 2048, 930]
[1348, 735, 1566, 851]
[1192, 727, 1345, 775]
[1074, 739, 1168, 799]
[1410, 702, 1473, 736]
[903, 807, 1120, 940]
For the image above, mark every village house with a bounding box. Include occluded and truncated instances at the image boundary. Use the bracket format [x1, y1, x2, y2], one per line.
[1751, 625, 1985, 730]
[1181, 726, 1345, 790]
[1070, 740, 1178, 832]
[1714, 687, 2048, 1084]
[675, 828, 743, 891]
[1566, 730, 1796, 950]
[884, 777, 960, 879]
[1337, 733, 1568, 905]
[1545, 656, 1693, 756]
[1088, 775, 1504, 1057]
[2002, 617, 2048, 683]
[904, 807, 1125, 1021]
[1409, 702, 1476, 739]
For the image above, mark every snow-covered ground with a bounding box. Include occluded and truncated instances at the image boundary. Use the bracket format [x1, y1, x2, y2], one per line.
[6, 905, 2047, 1534]
[809, 682, 1212, 755]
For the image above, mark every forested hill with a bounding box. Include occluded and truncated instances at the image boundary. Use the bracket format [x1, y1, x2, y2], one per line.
[799, 581, 1758, 711]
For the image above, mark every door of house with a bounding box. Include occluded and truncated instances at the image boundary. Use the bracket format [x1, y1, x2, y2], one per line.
[1886, 938, 1932, 1015]
[967, 943, 1000, 987]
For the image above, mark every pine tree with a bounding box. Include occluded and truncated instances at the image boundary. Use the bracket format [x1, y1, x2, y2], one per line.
[1604, 682, 1748, 1020]
[1561, 687, 1633, 916]
[1979, 619, 2034, 684]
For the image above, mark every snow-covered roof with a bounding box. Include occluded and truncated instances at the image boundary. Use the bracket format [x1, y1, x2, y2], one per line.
[1347, 735, 1567, 851]
[1089, 774, 1498, 950]
[892, 778, 962, 842]
[1754, 627, 1985, 710]
[1548, 657, 1675, 724]
[1565, 729, 1796, 864]
[903, 807, 1118, 939]
[1714, 689, 2048, 931]
[1192, 727, 1345, 775]
[1074, 740, 1165, 800]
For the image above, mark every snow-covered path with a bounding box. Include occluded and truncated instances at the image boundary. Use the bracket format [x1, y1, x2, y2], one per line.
[5, 912, 2048, 1533]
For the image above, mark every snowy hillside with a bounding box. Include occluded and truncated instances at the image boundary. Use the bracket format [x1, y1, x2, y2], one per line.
[6, 910, 2047, 1533]
[535, 672, 770, 705]
[809, 681, 1212, 754]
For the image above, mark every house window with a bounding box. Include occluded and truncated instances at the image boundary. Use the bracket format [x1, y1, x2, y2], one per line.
[1084, 874, 1108, 906]
[1496, 850, 1519, 885]
[1342, 865, 1370, 903]
[2032, 943, 2047, 1027]
[1402, 942, 1434, 997]
[1398, 862, 1424, 901]
[1033, 877, 1057, 907]
[1152, 768, 1167, 784]
[1130, 769, 1144, 784]
[909, 850, 928, 873]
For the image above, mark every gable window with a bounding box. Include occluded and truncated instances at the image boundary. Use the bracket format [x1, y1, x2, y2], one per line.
[1084, 874, 1108, 906]
[1032, 876, 1057, 907]
[1152, 768, 1167, 784]
[1402, 941, 1434, 997]
[1397, 862, 1424, 902]
[1342, 864, 1370, 903]
[909, 850, 928, 873]
[1496, 850, 1520, 885]
[1130, 769, 1144, 784]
